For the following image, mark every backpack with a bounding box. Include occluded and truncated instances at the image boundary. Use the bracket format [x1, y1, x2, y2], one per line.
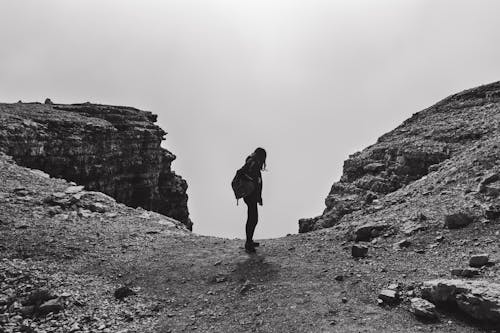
[231, 169, 255, 204]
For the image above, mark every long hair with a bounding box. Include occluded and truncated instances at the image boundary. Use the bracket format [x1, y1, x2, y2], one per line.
[249, 147, 266, 171]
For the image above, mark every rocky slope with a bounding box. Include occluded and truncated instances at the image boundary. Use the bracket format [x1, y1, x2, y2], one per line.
[299, 81, 500, 233]
[0, 101, 191, 229]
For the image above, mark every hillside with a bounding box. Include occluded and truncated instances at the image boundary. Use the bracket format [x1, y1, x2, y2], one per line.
[1, 82, 499, 333]
[300, 81, 500, 234]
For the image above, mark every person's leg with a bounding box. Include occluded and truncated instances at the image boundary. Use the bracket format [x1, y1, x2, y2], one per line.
[245, 200, 258, 250]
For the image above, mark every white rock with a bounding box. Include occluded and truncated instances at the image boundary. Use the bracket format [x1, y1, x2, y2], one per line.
[64, 186, 84, 194]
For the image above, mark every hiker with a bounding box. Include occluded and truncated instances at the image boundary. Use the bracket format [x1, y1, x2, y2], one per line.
[237, 147, 266, 253]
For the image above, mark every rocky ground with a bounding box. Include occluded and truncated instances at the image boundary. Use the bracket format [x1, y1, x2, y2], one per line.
[0, 153, 499, 333]
[1, 82, 500, 332]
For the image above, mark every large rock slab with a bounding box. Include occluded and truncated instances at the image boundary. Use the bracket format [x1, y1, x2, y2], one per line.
[421, 279, 500, 323]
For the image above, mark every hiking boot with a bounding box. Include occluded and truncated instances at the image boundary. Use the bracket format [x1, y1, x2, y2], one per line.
[245, 242, 256, 253]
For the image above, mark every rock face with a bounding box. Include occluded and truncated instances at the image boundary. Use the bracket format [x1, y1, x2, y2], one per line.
[300, 81, 500, 233]
[0, 102, 191, 229]
[422, 279, 500, 323]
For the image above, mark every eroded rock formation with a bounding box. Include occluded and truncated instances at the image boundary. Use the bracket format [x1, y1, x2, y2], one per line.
[300, 81, 500, 233]
[0, 102, 191, 229]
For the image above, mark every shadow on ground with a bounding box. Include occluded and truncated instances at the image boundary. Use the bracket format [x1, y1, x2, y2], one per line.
[230, 254, 279, 283]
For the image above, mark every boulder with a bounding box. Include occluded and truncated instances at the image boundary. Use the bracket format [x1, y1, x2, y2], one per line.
[354, 222, 389, 241]
[410, 297, 437, 319]
[444, 213, 473, 229]
[469, 254, 489, 267]
[421, 279, 500, 323]
[351, 244, 368, 258]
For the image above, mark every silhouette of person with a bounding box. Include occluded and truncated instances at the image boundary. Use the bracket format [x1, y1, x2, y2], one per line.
[239, 147, 266, 253]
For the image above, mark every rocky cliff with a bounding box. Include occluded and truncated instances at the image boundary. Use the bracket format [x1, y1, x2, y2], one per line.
[0, 101, 192, 229]
[300, 81, 500, 233]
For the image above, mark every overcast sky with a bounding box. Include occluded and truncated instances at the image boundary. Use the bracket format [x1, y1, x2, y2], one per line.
[1, 0, 500, 239]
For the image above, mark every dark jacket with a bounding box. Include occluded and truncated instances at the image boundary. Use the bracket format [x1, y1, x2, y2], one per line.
[239, 156, 263, 204]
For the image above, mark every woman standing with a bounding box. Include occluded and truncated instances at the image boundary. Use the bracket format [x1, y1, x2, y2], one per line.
[237, 147, 266, 253]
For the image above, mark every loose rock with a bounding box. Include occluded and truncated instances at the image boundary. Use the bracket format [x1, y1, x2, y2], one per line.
[444, 213, 473, 229]
[469, 254, 489, 267]
[410, 298, 437, 319]
[351, 244, 368, 258]
[354, 223, 388, 241]
[378, 289, 399, 305]
[451, 268, 480, 278]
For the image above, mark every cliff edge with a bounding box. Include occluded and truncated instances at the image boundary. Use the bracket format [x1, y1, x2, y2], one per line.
[0, 101, 192, 229]
[300, 81, 500, 233]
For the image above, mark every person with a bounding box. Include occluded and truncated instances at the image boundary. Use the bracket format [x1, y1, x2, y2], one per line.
[238, 147, 266, 253]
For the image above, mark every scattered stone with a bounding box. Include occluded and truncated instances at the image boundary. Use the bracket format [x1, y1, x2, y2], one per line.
[484, 204, 500, 220]
[363, 162, 385, 173]
[64, 185, 84, 194]
[435, 235, 444, 242]
[351, 244, 368, 258]
[341, 297, 348, 303]
[444, 212, 473, 229]
[215, 276, 227, 283]
[410, 298, 437, 319]
[422, 279, 500, 323]
[401, 221, 425, 236]
[87, 202, 107, 213]
[378, 289, 399, 305]
[387, 283, 400, 291]
[415, 249, 425, 254]
[47, 206, 63, 216]
[354, 222, 388, 241]
[478, 173, 499, 193]
[239, 280, 253, 294]
[451, 268, 480, 278]
[38, 298, 63, 316]
[394, 239, 411, 249]
[22, 290, 54, 306]
[469, 254, 489, 267]
[19, 305, 35, 317]
[114, 286, 135, 300]
[334, 275, 344, 282]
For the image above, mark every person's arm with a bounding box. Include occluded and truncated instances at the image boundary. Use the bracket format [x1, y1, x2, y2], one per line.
[257, 174, 263, 205]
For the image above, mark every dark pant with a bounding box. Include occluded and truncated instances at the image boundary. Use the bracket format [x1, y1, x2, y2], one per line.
[244, 198, 258, 244]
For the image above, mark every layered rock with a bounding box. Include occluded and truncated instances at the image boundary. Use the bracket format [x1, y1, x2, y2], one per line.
[300, 81, 500, 233]
[0, 102, 191, 229]
[422, 279, 500, 323]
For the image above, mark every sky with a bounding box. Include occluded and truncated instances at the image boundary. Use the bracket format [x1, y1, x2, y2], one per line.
[1, 0, 500, 239]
